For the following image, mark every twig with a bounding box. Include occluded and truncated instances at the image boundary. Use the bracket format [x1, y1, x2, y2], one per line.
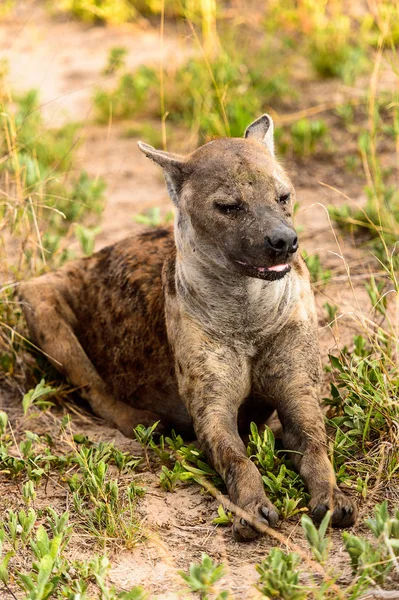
[2, 583, 18, 600]
[359, 590, 399, 600]
[384, 532, 399, 577]
[270, 98, 365, 126]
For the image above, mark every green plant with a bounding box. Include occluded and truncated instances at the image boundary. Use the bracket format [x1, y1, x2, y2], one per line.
[56, 0, 136, 24]
[94, 38, 293, 142]
[254, 503, 399, 599]
[75, 224, 102, 256]
[103, 46, 128, 76]
[0, 85, 106, 384]
[307, 16, 368, 83]
[179, 553, 228, 599]
[22, 480, 36, 505]
[0, 412, 8, 436]
[301, 511, 331, 565]
[159, 461, 193, 491]
[302, 252, 332, 288]
[212, 505, 233, 527]
[343, 502, 399, 594]
[324, 302, 338, 323]
[94, 64, 159, 123]
[22, 379, 56, 415]
[247, 423, 308, 519]
[325, 321, 399, 487]
[0, 505, 148, 599]
[256, 548, 306, 600]
[3, 508, 37, 550]
[133, 421, 161, 450]
[289, 119, 330, 157]
[0, 529, 14, 586]
[329, 86, 399, 267]
[134, 207, 174, 228]
[66, 443, 143, 545]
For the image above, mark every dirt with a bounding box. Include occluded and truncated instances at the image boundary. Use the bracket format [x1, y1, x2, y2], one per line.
[0, 2, 395, 598]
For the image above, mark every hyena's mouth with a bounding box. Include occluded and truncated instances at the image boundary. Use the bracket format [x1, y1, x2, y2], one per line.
[234, 260, 291, 281]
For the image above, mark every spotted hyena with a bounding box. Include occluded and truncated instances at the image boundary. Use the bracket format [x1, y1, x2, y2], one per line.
[19, 115, 356, 540]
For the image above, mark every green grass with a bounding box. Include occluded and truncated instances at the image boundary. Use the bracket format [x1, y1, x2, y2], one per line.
[2, 400, 399, 598]
[0, 84, 106, 384]
[93, 44, 294, 142]
[247, 423, 309, 520]
[302, 252, 332, 289]
[255, 502, 399, 599]
[0, 506, 147, 598]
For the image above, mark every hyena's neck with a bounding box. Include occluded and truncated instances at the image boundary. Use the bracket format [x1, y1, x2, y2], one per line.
[174, 240, 301, 351]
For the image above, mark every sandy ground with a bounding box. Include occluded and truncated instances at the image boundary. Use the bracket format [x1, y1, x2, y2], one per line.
[0, 2, 395, 597]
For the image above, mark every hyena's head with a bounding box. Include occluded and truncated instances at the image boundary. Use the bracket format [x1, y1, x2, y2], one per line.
[138, 115, 298, 281]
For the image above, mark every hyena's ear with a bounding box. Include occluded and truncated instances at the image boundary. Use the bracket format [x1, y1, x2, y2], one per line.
[137, 142, 189, 206]
[244, 114, 274, 156]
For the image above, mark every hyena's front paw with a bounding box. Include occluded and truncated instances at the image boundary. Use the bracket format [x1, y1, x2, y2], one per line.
[310, 487, 357, 528]
[232, 498, 279, 542]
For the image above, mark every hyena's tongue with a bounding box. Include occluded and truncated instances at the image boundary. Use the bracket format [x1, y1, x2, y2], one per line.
[267, 264, 289, 272]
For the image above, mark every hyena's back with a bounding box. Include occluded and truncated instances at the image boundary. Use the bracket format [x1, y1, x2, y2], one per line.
[23, 227, 190, 428]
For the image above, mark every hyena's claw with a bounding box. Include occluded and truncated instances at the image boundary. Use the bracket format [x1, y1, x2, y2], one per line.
[312, 503, 329, 523]
[311, 488, 357, 528]
[233, 502, 279, 542]
[261, 505, 279, 527]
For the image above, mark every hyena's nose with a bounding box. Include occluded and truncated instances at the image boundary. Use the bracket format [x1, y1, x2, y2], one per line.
[265, 225, 298, 255]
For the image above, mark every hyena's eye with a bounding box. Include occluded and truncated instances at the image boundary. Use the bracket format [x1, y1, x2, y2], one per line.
[214, 202, 245, 215]
[278, 193, 290, 205]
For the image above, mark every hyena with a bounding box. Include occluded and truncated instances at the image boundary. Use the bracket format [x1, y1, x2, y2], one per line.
[19, 115, 356, 540]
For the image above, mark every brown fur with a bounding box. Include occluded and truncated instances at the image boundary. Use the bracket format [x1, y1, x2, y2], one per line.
[19, 115, 356, 541]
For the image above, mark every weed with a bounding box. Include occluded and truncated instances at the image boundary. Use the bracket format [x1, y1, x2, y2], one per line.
[0, 505, 147, 598]
[94, 43, 293, 142]
[159, 461, 192, 491]
[75, 223, 102, 256]
[134, 206, 174, 228]
[212, 505, 233, 527]
[308, 16, 368, 84]
[303, 252, 332, 288]
[133, 420, 161, 460]
[329, 78, 399, 266]
[255, 502, 399, 599]
[179, 553, 229, 599]
[56, 0, 136, 24]
[4, 508, 37, 551]
[66, 443, 143, 545]
[103, 46, 128, 76]
[22, 480, 36, 505]
[94, 64, 159, 124]
[256, 548, 306, 600]
[289, 119, 330, 157]
[22, 378, 56, 415]
[166, 432, 223, 489]
[0, 84, 106, 384]
[324, 302, 338, 323]
[343, 502, 399, 595]
[301, 511, 332, 565]
[325, 324, 399, 487]
[247, 423, 309, 519]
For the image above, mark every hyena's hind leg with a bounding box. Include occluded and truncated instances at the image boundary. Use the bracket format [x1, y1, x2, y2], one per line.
[19, 274, 160, 437]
